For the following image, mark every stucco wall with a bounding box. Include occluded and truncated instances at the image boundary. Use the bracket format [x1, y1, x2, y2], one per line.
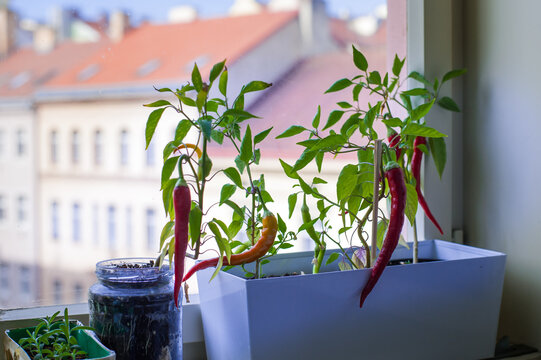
[463, 0, 541, 348]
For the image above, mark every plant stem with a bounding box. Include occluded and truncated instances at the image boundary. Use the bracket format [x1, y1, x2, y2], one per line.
[371, 140, 382, 265]
[413, 219, 418, 264]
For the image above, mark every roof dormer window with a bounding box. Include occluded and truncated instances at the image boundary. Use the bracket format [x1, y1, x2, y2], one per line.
[77, 64, 100, 82]
[137, 58, 161, 77]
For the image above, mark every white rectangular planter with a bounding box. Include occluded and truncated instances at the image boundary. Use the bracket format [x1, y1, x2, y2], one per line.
[197, 240, 506, 360]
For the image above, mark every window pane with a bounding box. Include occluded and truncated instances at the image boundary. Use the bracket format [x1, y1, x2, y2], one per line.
[0, 195, 6, 221]
[73, 202, 81, 242]
[72, 130, 80, 164]
[120, 129, 128, 166]
[17, 195, 26, 223]
[146, 208, 156, 250]
[51, 201, 59, 240]
[94, 129, 102, 165]
[16, 129, 25, 156]
[108, 205, 116, 248]
[50, 130, 58, 164]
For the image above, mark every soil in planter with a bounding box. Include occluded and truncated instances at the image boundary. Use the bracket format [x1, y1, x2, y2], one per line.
[88, 265, 181, 360]
[388, 258, 438, 266]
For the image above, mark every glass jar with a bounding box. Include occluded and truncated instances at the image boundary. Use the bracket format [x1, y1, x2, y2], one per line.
[88, 258, 182, 360]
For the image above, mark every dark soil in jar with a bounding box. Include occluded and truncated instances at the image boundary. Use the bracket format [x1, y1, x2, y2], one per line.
[89, 261, 181, 360]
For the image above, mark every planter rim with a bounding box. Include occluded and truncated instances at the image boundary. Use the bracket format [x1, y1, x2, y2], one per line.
[213, 239, 506, 283]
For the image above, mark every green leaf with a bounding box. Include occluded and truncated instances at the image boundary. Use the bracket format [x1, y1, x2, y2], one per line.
[223, 167, 243, 188]
[161, 156, 179, 189]
[352, 45, 368, 71]
[180, 96, 196, 107]
[196, 89, 207, 112]
[143, 100, 172, 107]
[241, 80, 272, 94]
[189, 205, 202, 247]
[325, 78, 352, 93]
[224, 200, 245, 219]
[392, 54, 405, 76]
[315, 152, 324, 172]
[209, 60, 226, 83]
[313, 177, 327, 185]
[382, 118, 402, 128]
[340, 113, 361, 136]
[279, 159, 299, 180]
[312, 105, 321, 128]
[377, 219, 389, 249]
[293, 148, 317, 172]
[322, 110, 345, 130]
[409, 71, 431, 88]
[405, 183, 419, 225]
[211, 129, 224, 144]
[239, 125, 253, 163]
[220, 184, 237, 205]
[326, 252, 340, 265]
[223, 108, 259, 121]
[276, 125, 306, 139]
[163, 141, 177, 161]
[287, 193, 298, 218]
[233, 94, 244, 110]
[368, 71, 381, 85]
[437, 96, 461, 112]
[175, 119, 192, 143]
[402, 123, 447, 138]
[364, 102, 380, 129]
[235, 155, 246, 174]
[337, 101, 352, 109]
[159, 221, 174, 249]
[192, 63, 203, 92]
[219, 69, 228, 96]
[145, 107, 166, 149]
[336, 164, 358, 202]
[254, 127, 273, 144]
[411, 99, 435, 121]
[161, 178, 176, 216]
[442, 68, 467, 83]
[428, 137, 447, 178]
[401, 88, 430, 96]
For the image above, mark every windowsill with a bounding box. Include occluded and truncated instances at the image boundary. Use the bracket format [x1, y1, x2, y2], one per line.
[0, 294, 206, 359]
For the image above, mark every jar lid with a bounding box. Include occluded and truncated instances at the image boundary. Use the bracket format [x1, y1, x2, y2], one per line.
[96, 258, 173, 286]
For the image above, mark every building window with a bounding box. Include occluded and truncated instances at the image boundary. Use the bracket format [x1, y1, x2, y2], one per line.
[51, 201, 59, 240]
[0, 129, 4, 157]
[50, 130, 58, 164]
[73, 202, 81, 242]
[126, 206, 132, 246]
[16, 129, 26, 156]
[17, 195, 27, 223]
[72, 130, 80, 164]
[93, 204, 99, 244]
[0, 195, 6, 221]
[146, 140, 155, 167]
[19, 266, 31, 295]
[108, 205, 116, 247]
[120, 129, 129, 166]
[53, 279, 62, 304]
[146, 208, 156, 250]
[74, 283, 84, 303]
[94, 129, 102, 165]
[0, 262, 9, 290]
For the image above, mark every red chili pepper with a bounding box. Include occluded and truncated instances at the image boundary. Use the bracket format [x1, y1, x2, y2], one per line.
[411, 136, 443, 235]
[173, 160, 191, 308]
[387, 131, 401, 160]
[182, 212, 278, 282]
[359, 162, 406, 307]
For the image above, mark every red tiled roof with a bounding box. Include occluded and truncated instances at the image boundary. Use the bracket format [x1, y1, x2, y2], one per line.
[0, 40, 110, 98]
[44, 11, 298, 90]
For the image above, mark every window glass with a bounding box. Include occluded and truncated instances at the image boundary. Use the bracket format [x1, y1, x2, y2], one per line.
[16, 129, 26, 156]
[120, 129, 129, 166]
[73, 202, 81, 242]
[108, 205, 116, 248]
[2, 0, 395, 308]
[0, 195, 6, 221]
[50, 130, 58, 164]
[72, 130, 80, 164]
[51, 201, 59, 240]
[94, 129, 103, 165]
[0, 262, 9, 291]
[19, 265, 31, 295]
[17, 195, 27, 223]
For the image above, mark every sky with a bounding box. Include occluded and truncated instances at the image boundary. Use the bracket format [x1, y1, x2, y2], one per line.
[9, 0, 386, 23]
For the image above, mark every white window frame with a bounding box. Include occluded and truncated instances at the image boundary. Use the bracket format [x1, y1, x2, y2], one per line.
[406, 0, 463, 243]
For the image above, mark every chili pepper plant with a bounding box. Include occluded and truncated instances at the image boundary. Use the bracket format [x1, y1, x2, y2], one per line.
[278, 45, 466, 306]
[144, 60, 293, 304]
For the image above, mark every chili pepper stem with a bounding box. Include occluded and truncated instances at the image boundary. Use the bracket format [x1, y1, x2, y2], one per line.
[371, 140, 382, 265]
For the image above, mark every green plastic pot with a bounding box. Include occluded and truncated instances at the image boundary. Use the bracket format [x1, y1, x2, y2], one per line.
[3, 320, 115, 360]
